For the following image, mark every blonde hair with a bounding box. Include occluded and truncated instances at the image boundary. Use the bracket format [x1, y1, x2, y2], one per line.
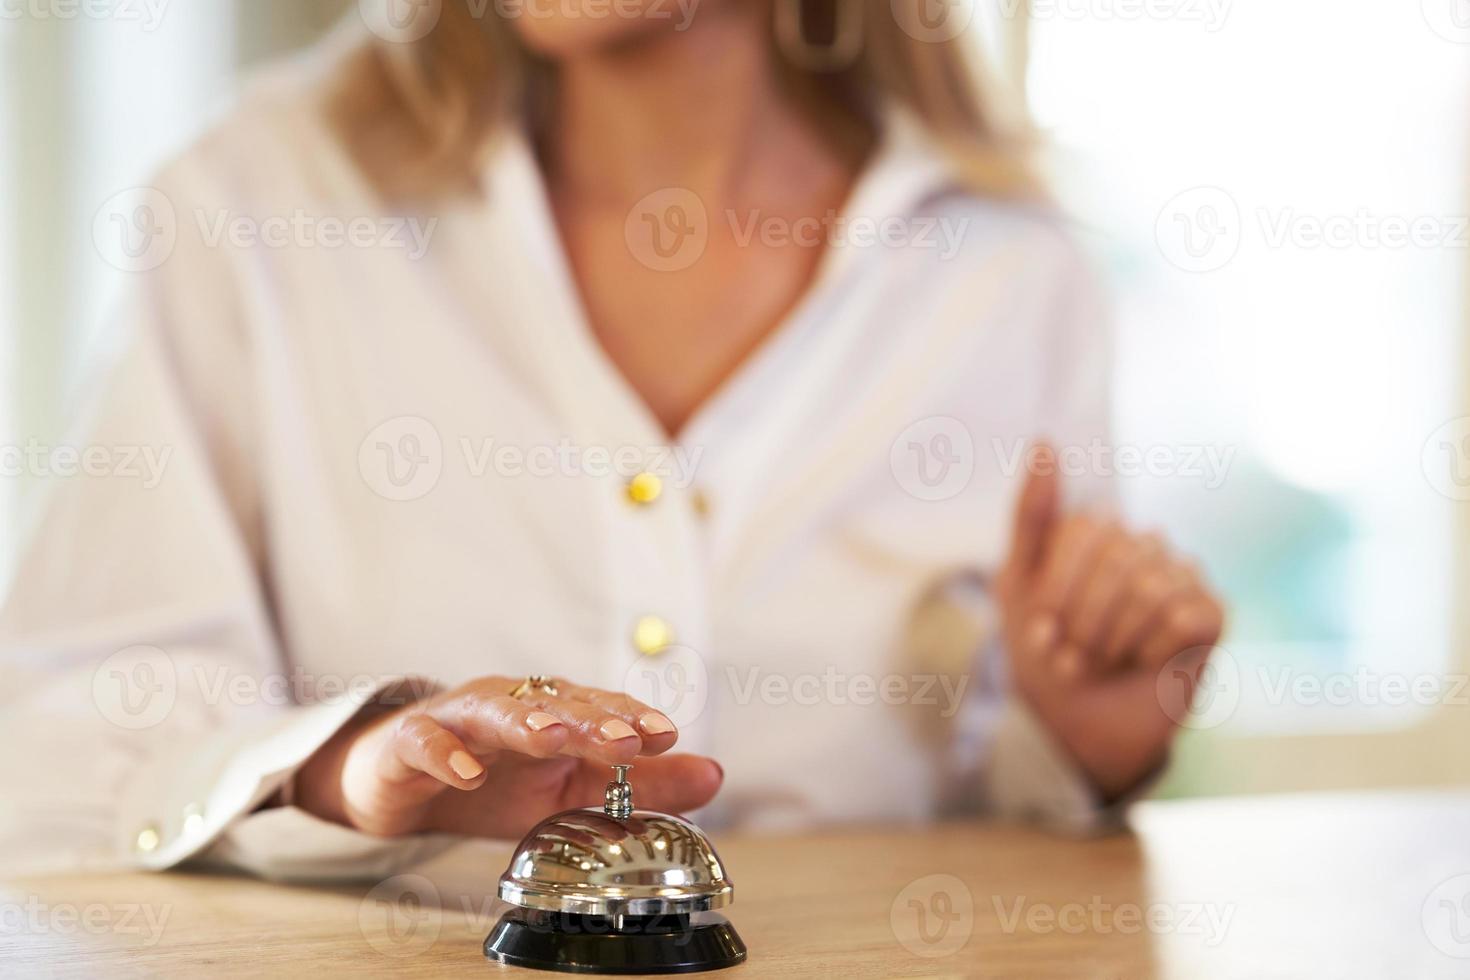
[330, 0, 1036, 200]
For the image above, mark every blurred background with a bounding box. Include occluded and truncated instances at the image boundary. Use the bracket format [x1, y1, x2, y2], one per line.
[2, 0, 1467, 800]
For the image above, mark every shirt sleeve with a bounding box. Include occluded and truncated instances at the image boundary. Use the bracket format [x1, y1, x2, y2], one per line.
[0, 157, 442, 880]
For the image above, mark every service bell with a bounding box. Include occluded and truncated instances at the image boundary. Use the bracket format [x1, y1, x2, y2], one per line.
[484, 764, 748, 974]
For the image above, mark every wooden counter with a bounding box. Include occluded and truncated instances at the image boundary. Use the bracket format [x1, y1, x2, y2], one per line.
[5, 791, 1470, 978]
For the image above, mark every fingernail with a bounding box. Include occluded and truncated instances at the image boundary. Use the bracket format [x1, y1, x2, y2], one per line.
[710, 760, 724, 782]
[449, 751, 484, 780]
[600, 719, 638, 742]
[638, 712, 675, 735]
[526, 711, 563, 732]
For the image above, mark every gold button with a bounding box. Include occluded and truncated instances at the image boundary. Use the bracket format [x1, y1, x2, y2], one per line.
[632, 616, 675, 655]
[626, 472, 663, 506]
[135, 825, 161, 853]
[691, 488, 711, 518]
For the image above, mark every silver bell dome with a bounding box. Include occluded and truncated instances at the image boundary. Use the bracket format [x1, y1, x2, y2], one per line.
[497, 765, 735, 917]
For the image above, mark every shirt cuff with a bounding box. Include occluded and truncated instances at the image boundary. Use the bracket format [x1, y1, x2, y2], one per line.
[120, 676, 446, 877]
[195, 805, 459, 883]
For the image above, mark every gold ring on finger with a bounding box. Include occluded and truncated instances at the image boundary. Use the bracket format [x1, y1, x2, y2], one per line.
[509, 674, 560, 700]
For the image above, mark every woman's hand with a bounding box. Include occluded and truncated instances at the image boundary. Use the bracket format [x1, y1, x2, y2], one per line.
[996, 443, 1225, 801]
[293, 676, 722, 839]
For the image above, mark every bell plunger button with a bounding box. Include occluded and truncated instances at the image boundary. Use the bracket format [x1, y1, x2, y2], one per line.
[604, 764, 634, 819]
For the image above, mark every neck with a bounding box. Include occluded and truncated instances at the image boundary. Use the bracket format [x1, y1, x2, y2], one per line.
[543, 9, 836, 205]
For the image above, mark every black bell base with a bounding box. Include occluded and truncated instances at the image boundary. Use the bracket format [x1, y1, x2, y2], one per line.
[484, 909, 747, 975]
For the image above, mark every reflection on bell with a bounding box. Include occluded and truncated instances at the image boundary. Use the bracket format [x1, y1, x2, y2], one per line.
[484, 764, 748, 974]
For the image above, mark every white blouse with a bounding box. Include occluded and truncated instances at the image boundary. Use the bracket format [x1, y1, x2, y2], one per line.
[0, 39, 1118, 880]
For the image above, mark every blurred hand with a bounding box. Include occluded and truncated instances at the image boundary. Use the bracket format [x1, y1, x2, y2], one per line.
[996, 443, 1225, 800]
[294, 676, 722, 839]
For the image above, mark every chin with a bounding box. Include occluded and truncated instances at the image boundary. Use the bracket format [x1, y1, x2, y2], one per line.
[506, 6, 692, 59]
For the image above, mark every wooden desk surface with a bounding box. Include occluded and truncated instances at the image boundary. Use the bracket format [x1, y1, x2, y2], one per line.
[4, 791, 1470, 978]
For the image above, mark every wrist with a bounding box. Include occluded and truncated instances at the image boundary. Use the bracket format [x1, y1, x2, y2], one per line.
[294, 704, 397, 828]
[1048, 713, 1168, 802]
[293, 725, 353, 826]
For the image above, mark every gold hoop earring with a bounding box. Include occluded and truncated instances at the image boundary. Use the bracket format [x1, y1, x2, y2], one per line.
[775, 0, 865, 73]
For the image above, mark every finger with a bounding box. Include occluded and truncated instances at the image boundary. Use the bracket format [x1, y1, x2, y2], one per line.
[1052, 641, 1086, 683]
[1137, 594, 1225, 669]
[554, 680, 679, 755]
[1101, 560, 1197, 666]
[1159, 643, 1214, 701]
[1019, 609, 1063, 661]
[1068, 532, 1164, 657]
[1051, 521, 1127, 671]
[427, 686, 570, 760]
[384, 712, 489, 792]
[1005, 441, 1060, 580]
[564, 754, 724, 815]
[515, 690, 645, 764]
[1032, 514, 1113, 619]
